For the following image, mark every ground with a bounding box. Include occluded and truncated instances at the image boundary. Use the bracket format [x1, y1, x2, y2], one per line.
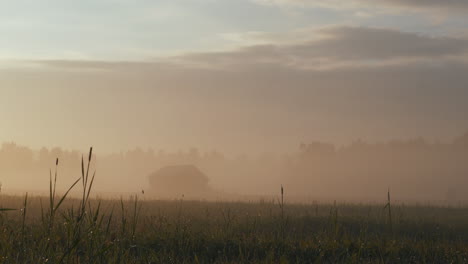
[0, 194, 467, 263]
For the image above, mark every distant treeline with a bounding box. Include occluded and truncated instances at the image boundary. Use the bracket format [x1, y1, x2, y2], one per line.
[1, 132, 468, 202]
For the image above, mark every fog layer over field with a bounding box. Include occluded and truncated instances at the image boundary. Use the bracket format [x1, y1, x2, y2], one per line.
[1, 132, 468, 203]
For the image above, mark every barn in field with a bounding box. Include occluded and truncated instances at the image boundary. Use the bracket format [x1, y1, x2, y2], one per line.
[148, 165, 214, 197]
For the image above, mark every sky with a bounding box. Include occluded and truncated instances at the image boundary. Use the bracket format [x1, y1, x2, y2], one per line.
[1, 0, 468, 155]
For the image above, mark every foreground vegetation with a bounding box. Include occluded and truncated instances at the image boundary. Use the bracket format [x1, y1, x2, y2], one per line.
[1, 149, 468, 263]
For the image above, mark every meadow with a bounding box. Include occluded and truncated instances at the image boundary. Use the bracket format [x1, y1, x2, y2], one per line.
[0, 149, 467, 263]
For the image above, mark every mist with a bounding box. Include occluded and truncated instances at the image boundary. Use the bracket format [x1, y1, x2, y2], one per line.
[1, 8, 468, 205]
[1, 131, 467, 203]
[3, 1, 468, 262]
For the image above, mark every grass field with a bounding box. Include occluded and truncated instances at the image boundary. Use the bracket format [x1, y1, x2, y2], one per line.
[1, 193, 468, 263]
[1, 150, 467, 263]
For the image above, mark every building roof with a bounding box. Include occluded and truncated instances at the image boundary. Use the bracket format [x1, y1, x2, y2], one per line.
[148, 165, 209, 187]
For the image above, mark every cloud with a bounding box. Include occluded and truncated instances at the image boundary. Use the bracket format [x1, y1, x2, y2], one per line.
[162, 26, 468, 71]
[3, 27, 468, 152]
[5, 53, 468, 152]
[253, 0, 468, 13]
[31, 26, 468, 73]
[367, 0, 468, 10]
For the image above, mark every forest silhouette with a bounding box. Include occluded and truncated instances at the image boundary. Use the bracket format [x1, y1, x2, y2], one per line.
[1, 132, 468, 203]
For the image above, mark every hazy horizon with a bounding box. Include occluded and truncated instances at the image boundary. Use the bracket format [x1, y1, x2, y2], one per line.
[1, 130, 468, 203]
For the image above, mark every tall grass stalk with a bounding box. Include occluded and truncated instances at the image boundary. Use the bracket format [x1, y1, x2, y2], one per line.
[21, 192, 28, 239]
[79, 147, 95, 222]
[279, 185, 286, 241]
[48, 158, 80, 232]
[384, 188, 393, 234]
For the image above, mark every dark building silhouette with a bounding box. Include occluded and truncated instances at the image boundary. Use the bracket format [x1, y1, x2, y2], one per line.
[148, 165, 212, 197]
